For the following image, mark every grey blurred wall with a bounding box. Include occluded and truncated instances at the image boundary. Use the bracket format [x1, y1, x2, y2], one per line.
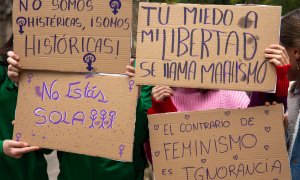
[0, 0, 12, 47]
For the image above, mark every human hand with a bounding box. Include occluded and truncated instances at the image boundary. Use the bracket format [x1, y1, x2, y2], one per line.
[3, 140, 40, 159]
[125, 58, 135, 77]
[265, 44, 290, 66]
[151, 86, 174, 102]
[7, 51, 21, 84]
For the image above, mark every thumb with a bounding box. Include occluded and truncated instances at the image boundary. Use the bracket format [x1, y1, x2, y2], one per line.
[15, 146, 40, 155]
[8, 140, 28, 148]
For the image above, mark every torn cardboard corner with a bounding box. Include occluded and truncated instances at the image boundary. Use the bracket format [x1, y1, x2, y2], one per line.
[13, 0, 132, 73]
[148, 104, 291, 180]
[135, 3, 281, 92]
[13, 71, 138, 162]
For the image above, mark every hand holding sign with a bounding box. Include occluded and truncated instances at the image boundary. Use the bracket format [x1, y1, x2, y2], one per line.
[151, 86, 174, 102]
[3, 140, 40, 159]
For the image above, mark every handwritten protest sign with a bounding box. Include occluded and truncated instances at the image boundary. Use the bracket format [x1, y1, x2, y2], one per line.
[148, 105, 291, 179]
[13, 0, 132, 73]
[135, 3, 281, 92]
[13, 72, 138, 162]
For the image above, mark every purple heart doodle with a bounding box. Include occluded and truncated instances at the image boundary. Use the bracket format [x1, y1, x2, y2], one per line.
[264, 110, 270, 115]
[185, 115, 190, 120]
[224, 111, 230, 116]
[264, 145, 269, 151]
[155, 151, 160, 157]
[265, 127, 271, 132]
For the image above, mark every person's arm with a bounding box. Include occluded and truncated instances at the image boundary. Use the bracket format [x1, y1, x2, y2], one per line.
[275, 64, 290, 97]
[148, 97, 177, 114]
[248, 44, 290, 111]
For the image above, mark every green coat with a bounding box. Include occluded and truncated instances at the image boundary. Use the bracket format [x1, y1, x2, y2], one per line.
[0, 58, 48, 180]
[57, 86, 153, 180]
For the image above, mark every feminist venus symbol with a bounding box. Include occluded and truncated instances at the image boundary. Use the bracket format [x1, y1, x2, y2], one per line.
[16, 17, 27, 35]
[128, 80, 134, 92]
[110, 0, 122, 15]
[119, 144, 125, 157]
[16, 133, 22, 142]
[83, 53, 96, 71]
[27, 73, 33, 83]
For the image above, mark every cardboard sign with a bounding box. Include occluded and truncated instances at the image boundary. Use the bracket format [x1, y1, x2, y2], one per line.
[13, 0, 132, 73]
[13, 71, 138, 162]
[148, 105, 291, 179]
[135, 3, 281, 92]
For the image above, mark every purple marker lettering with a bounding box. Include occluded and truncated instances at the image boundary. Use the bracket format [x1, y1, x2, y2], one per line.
[66, 81, 82, 99]
[42, 80, 60, 101]
[87, 86, 99, 99]
[97, 90, 109, 104]
[72, 111, 85, 125]
[84, 82, 91, 98]
[107, 111, 116, 129]
[99, 110, 107, 129]
[34, 108, 48, 125]
[49, 111, 65, 124]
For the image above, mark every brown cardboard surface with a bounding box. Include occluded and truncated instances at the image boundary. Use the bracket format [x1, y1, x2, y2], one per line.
[148, 105, 291, 179]
[135, 3, 281, 92]
[13, 71, 138, 162]
[13, 0, 132, 73]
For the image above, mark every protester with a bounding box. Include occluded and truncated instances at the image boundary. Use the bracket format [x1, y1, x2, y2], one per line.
[279, 8, 300, 180]
[0, 36, 48, 180]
